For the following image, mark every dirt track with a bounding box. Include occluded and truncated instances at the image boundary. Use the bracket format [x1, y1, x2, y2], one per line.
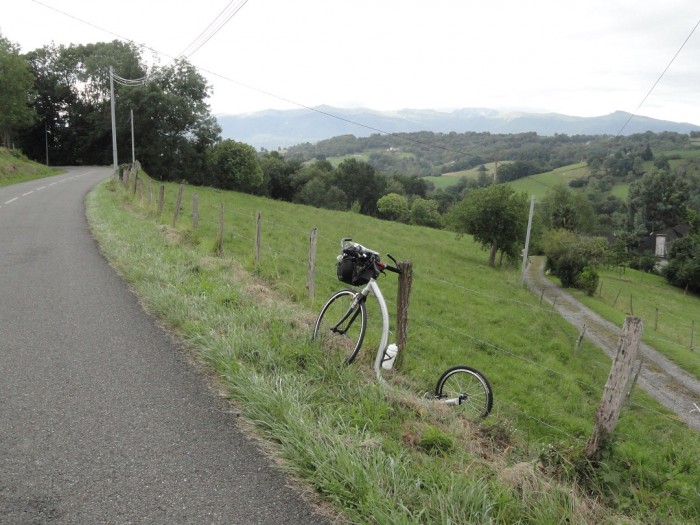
[524, 257, 700, 432]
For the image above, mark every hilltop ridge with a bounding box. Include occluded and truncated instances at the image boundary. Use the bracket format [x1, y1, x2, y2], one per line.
[217, 106, 700, 149]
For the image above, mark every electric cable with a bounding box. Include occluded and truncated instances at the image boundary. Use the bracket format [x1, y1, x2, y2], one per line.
[178, 0, 249, 59]
[617, 16, 700, 136]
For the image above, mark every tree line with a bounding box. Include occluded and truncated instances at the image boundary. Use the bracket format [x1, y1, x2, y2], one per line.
[2, 34, 699, 291]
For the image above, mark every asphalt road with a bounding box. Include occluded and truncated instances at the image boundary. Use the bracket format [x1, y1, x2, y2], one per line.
[0, 167, 332, 524]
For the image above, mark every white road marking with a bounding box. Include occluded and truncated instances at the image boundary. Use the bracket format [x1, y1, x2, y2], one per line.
[4, 197, 18, 204]
[22, 191, 34, 196]
[36, 186, 46, 191]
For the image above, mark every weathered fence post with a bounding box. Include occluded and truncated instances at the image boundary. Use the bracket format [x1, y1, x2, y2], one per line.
[584, 316, 643, 462]
[192, 194, 199, 230]
[394, 260, 413, 369]
[625, 360, 643, 407]
[307, 228, 317, 301]
[255, 211, 262, 264]
[539, 288, 545, 306]
[172, 184, 184, 226]
[549, 296, 558, 319]
[132, 170, 138, 195]
[216, 202, 225, 257]
[612, 288, 622, 308]
[654, 308, 659, 331]
[157, 185, 165, 218]
[691, 320, 695, 351]
[574, 324, 587, 354]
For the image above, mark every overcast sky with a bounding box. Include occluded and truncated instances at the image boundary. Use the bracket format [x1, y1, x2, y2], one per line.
[3, 0, 700, 125]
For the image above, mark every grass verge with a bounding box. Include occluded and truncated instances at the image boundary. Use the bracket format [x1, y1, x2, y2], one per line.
[87, 175, 700, 524]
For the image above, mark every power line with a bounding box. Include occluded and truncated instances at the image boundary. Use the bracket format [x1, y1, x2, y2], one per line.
[178, 0, 249, 59]
[29, 0, 481, 163]
[617, 16, 700, 136]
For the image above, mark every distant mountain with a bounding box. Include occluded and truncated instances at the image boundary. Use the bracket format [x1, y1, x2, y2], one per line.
[217, 106, 700, 150]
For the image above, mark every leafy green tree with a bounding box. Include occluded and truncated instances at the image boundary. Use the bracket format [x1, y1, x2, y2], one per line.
[18, 41, 220, 179]
[538, 184, 596, 232]
[0, 35, 36, 148]
[664, 234, 700, 293]
[295, 175, 347, 210]
[206, 139, 263, 191]
[377, 193, 409, 221]
[259, 151, 301, 200]
[628, 168, 689, 233]
[542, 229, 607, 289]
[447, 184, 529, 267]
[331, 158, 387, 215]
[409, 197, 442, 228]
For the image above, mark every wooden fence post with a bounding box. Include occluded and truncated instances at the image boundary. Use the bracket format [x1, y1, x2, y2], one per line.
[625, 360, 643, 407]
[612, 288, 622, 308]
[394, 260, 413, 369]
[192, 194, 199, 230]
[549, 296, 558, 319]
[255, 211, 262, 264]
[307, 228, 317, 301]
[216, 202, 225, 257]
[584, 316, 643, 462]
[654, 308, 659, 331]
[157, 185, 165, 218]
[148, 182, 153, 206]
[574, 324, 587, 354]
[172, 184, 184, 226]
[691, 320, 695, 351]
[132, 170, 138, 195]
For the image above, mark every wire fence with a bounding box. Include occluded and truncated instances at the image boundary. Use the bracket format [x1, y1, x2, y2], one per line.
[116, 170, 699, 444]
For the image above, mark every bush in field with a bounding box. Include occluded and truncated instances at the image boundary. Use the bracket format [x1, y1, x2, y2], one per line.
[577, 266, 600, 296]
[543, 229, 607, 289]
[664, 234, 700, 293]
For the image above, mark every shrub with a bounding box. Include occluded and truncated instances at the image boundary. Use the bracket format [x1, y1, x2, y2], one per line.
[543, 229, 607, 290]
[577, 266, 600, 296]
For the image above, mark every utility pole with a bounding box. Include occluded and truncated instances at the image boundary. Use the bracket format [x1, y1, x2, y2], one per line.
[519, 194, 536, 284]
[44, 121, 49, 166]
[130, 109, 135, 164]
[110, 66, 118, 172]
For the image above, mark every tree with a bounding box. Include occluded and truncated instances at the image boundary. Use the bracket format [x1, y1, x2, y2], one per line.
[0, 34, 36, 148]
[542, 229, 607, 289]
[332, 158, 387, 215]
[538, 184, 596, 232]
[206, 139, 263, 191]
[664, 234, 700, 293]
[628, 168, 689, 234]
[377, 193, 409, 221]
[409, 197, 442, 228]
[447, 184, 529, 267]
[259, 151, 301, 200]
[18, 42, 220, 179]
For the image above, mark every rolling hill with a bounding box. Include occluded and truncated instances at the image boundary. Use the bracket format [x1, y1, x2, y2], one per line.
[218, 106, 700, 149]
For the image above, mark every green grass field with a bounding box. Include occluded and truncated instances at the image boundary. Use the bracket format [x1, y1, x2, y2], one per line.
[84, 173, 700, 524]
[558, 266, 700, 380]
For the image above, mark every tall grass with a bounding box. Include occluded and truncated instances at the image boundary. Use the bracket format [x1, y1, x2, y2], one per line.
[561, 267, 700, 379]
[87, 175, 700, 523]
[0, 147, 62, 187]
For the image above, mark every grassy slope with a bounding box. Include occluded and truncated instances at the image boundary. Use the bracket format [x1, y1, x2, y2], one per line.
[87, 175, 700, 524]
[0, 147, 61, 187]
[555, 266, 700, 379]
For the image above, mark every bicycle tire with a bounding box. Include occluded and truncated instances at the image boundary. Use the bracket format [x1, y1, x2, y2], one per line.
[435, 366, 493, 419]
[312, 289, 367, 364]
